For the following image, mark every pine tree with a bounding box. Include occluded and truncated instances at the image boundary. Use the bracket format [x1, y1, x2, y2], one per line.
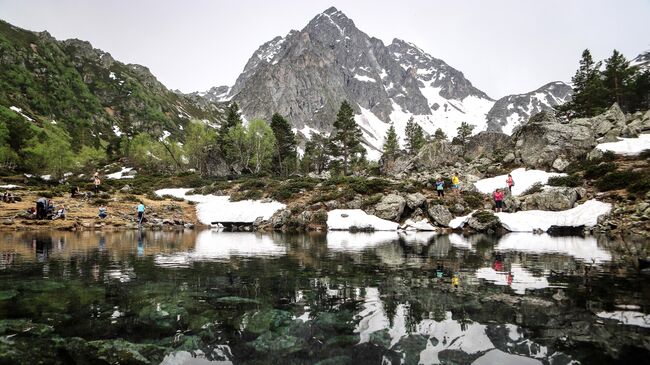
[630, 69, 650, 111]
[560, 49, 607, 117]
[404, 118, 425, 154]
[434, 128, 447, 141]
[303, 133, 329, 174]
[329, 101, 364, 175]
[218, 102, 243, 165]
[603, 50, 634, 110]
[455, 122, 474, 148]
[382, 124, 399, 160]
[270, 113, 297, 175]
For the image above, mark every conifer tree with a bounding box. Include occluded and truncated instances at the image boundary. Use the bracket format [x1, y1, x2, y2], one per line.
[270, 113, 297, 175]
[218, 102, 243, 165]
[603, 50, 634, 110]
[329, 101, 364, 175]
[434, 128, 447, 141]
[455, 122, 474, 149]
[560, 49, 607, 117]
[404, 118, 425, 155]
[382, 124, 399, 160]
[303, 133, 329, 174]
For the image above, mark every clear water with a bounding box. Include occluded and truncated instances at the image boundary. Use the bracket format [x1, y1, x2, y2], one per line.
[0, 230, 648, 365]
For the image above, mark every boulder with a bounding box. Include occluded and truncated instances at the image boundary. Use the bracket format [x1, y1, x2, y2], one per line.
[467, 210, 501, 232]
[512, 111, 597, 171]
[379, 153, 413, 177]
[413, 140, 463, 170]
[373, 194, 406, 221]
[427, 204, 453, 226]
[583, 103, 626, 138]
[405, 192, 426, 209]
[622, 110, 650, 137]
[520, 187, 584, 211]
[464, 131, 513, 161]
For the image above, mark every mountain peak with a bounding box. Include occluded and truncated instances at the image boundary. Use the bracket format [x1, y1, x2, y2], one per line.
[308, 6, 355, 34]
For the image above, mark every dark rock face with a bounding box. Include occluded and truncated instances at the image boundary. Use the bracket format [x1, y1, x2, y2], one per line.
[486, 81, 573, 134]
[464, 131, 514, 161]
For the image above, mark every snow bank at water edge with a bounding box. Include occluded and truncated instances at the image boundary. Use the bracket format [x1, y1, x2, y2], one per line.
[401, 218, 437, 231]
[327, 209, 399, 231]
[495, 233, 611, 263]
[474, 168, 565, 196]
[449, 200, 611, 232]
[106, 167, 135, 179]
[596, 310, 650, 328]
[155, 188, 286, 225]
[0, 184, 21, 189]
[595, 133, 650, 155]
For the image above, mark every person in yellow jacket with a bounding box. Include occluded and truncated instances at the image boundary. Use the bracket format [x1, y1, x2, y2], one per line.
[451, 173, 460, 195]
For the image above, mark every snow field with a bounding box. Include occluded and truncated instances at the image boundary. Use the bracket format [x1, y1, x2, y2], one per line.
[474, 168, 565, 196]
[595, 134, 650, 155]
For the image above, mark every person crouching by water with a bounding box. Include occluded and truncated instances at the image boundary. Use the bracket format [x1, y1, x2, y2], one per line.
[435, 177, 445, 198]
[136, 202, 145, 225]
[36, 197, 48, 220]
[98, 206, 107, 219]
[493, 189, 505, 213]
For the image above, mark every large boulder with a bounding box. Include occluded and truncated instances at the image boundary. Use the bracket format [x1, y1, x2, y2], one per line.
[577, 103, 627, 138]
[204, 146, 231, 177]
[379, 152, 413, 177]
[467, 210, 501, 232]
[373, 194, 406, 221]
[413, 140, 463, 170]
[427, 204, 453, 226]
[405, 192, 426, 210]
[622, 109, 650, 137]
[520, 186, 586, 211]
[464, 131, 513, 161]
[512, 111, 596, 171]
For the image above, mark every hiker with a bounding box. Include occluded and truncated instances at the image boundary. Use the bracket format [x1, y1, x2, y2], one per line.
[93, 176, 101, 194]
[451, 173, 460, 194]
[493, 188, 505, 213]
[506, 174, 514, 193]
[435, 178, 445, 197]
[45, 200, 55, 218]
[136, 202, 145, 225]
[52, 205, 66, 220]
[36, 197, 48, 219]
[70, 186, 80, 198]
[98, 206, 107, 219]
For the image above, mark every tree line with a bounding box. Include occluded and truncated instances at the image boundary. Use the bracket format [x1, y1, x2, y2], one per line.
[559, 49, 650, 117]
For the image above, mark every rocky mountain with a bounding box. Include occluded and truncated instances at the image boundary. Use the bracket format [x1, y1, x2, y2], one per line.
[211, 7, 499, 159]
[631, 50, 650, 71]
[0, 19, 224, 146]
[486, 81, 573, 134]
[207, 7, 574, 159]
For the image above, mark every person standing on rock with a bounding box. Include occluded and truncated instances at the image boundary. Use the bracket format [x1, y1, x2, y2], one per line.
[451, 173, 460, 195]
[136, 202, 145, 226]
[435, 178, 445, 197]
[93, 175, 101, 194]
[506, 174, 514, 193]
[493, 189, 505, 213]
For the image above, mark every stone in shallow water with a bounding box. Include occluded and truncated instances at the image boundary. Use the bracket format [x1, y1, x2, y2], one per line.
[249, 331, 306, 354]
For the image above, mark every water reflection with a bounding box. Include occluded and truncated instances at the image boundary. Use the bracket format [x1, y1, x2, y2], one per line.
[0, 230, 648, 364]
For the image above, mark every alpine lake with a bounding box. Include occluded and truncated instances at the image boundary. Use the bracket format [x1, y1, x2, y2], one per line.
[0, 230, 648, 365]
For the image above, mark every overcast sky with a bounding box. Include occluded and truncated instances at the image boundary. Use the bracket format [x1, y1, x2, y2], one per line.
[1, 0, 648, 98]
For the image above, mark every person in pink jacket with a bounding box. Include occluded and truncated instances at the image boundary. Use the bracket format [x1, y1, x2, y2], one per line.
[493, 189, 505, 212]
[506, 174, 514, 193]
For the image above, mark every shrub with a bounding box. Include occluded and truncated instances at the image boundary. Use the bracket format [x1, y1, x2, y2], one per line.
[145, 192, 164, 201]
[522, 182, 543, 195]
[595, 171, 640, 191]
[584, 162, 617, 180]
[36, 191, 54, 199]
[462, 192, 484, 209]
[92, 198, 109, 206]
[547, 174, 583, 187]
[627, 174, 650, 196]
[472, 210, 497, 223]
[238, 179, 267, 190]
[230, 190, 263, 201]
[639, 149, 650, 160]
[312, 211, 328, 224]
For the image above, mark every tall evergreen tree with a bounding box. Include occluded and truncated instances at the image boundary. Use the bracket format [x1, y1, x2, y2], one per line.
[270, 113, 297, 175]
[455, 122, 474, 149]
[603, 50, 634, 110]
[404, 118, 425, 154]
[382, 124, 399, 160]
[302, 133, 330, 174]
[329, 101, 364, 175]
[560, 49, 607, 117]
[219, 102, 243, 166]
[630, 69, 650, 111]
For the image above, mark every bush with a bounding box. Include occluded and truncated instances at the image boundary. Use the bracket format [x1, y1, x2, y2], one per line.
[36, 191, 54, 199]
[238, 179, 267, 190]
[522, 182, 543, 195]
[145, 192, 164, 201]
[639, 149, 650, 160]
[230, 190, 263, 201]
[628, 175, 650, 196]
[547, 174, 583, 187]
[595, 171, 640, 191]
[312, 211, 328, 224]
[462, 192, 484, 209]
[584, 162, 617, 180]
[472, 210, 497, 223]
